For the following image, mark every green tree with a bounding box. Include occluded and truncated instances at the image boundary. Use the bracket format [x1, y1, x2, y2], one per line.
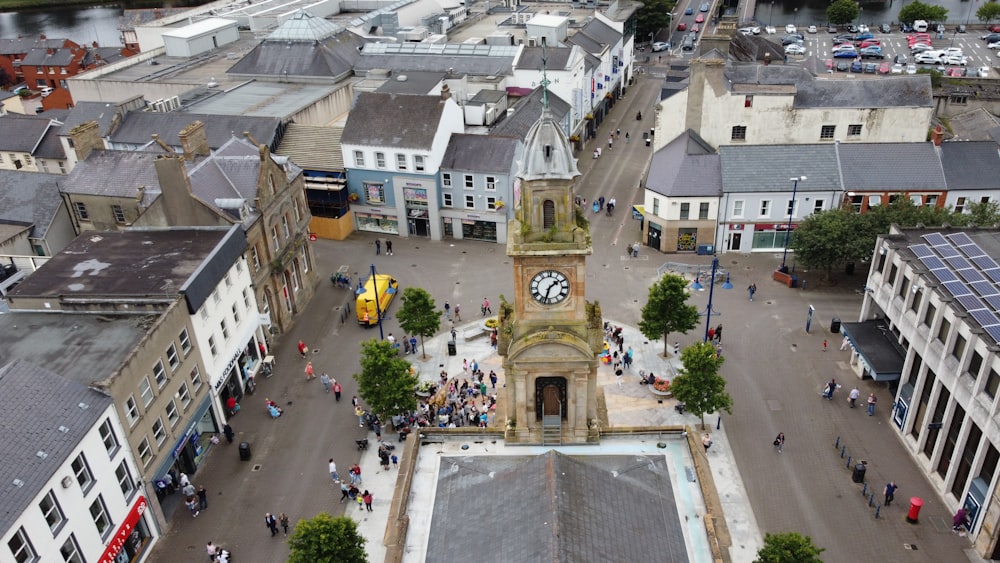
[826, 0, 859, 25]
[396, 287, 441, 358]
[354, 339, 418, 421]
[638, 273, 699, 356]
[790, 209, 872, 280]
[753, 532, 825, 563]
[977, 2, 1000, 23]
[898, 1, 948, 24]
[288, 512, 367, 563]
[670, 341, 731, 430]
[965, 200, 1000, 226]
[637, 0, 676, 40]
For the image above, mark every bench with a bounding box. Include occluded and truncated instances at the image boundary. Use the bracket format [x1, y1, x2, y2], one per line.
[773, 269, 798, 288]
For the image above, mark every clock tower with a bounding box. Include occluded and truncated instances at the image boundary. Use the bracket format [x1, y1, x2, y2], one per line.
[499, 61, 602, 445]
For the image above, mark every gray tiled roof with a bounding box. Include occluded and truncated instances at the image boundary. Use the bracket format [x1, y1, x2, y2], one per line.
[440, 134, 519, 173]
[940, 141, 1000, 190]
[724, 62, 810, 86]
[60, 150, 164, 204]
[573, 17, 620, 50]
[566, 32, 602, 54]
[720, 144, 840, 192]
[376, 71, 445, 95]
[0, 114, 53, 153]
[226, 27, 365, 80]
[426, 451, 688, 562]
[275, 123, 344, 171]
[341, 93, 449, 149]
[0, 359, 113, 535]
[490, 87, 570, 141]
[58, 101, 121, 136]
[110, 112, 281, 151]
[837, 142, 945, 191]
[0, 170, 64, 240]
[21, 47, 77, 66]
[0, 37, 66, 55]
[353, 53, 514, 77]
[516, 46, 574, 70]
[646, 130, 720, 198]
[794, 75, 932, 109]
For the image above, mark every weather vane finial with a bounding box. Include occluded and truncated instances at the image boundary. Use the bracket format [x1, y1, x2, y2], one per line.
[540, 36, 550, 112]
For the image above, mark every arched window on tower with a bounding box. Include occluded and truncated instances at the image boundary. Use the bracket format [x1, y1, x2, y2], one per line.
[543, 200, 555, 229]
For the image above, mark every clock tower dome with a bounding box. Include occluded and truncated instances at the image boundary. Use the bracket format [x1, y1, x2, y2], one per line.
[499, 57, 602, 445]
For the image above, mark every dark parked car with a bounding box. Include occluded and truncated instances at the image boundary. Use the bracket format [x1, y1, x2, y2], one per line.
[864, 62, 878, 73]
[836, 60, 850, 71]
[834, 49, 858, 58]
[900, 23, 913, 32]
[782, 35, 804, 45]
[894, 54, 908, 64]
[847, 24, 859, 33]
[851, 61, 863, 72]
[827, 25, 838, 33]
[879, 23, 891, 33]
[957, 24, 967, 33]
[854, 32, 874, 41]
[982, 33, 1000, 43]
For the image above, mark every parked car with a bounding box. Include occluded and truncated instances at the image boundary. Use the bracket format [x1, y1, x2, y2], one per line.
[765, 25, 776, 34]
[988, 42, 1000, 50]
[836, 60, 850, 71]
[894, 54, 908, 64]
[677, 22, 687, 31]
[857, 40, 881, 49]
[851, 61, 863, 72]
[847, 24, 859, 33]
[39, 86, 54, 97]
[832, 43, 858, 52]
[782, 35, 804, 45]
[854, 32, 873, 41]
[910, 44, 934, 54]
[784, 43, 807, 55]
[957, 24, 967, 33]
[833, 48, 858, 58]
[943, 55, 968, 66]
[863, 62, 878, 73]
[807, 25, 817, 34]
[827, 25, 838, 33]
[900, 23, 913, 33]
[738, 26, 760, 35]
[825, 58, 834, 70]
[879, 23, 891, 33]
[786, 24, 797, 34]
[685, 7, 694, 15]
[981, 33, 1000, 43]
[891, 63, 904, 74]
[980, 66, 991, 78]
[700, 2, 710, 11]
[692, 23, 700, 33]
[906, 63, 917, 74]
[695, 13, 705, 23]
[652, 41, 670, 52]
[914, 53, 941, 64]
[990, 25, 1000, 33]
[942, 47, 964, 56]
[879, 62, 891, 74]
[832, 38, 851, 45]
[858, 24, 870, 33]
[860, 49, 884, 60]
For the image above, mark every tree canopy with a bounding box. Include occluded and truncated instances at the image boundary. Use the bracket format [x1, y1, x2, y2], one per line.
[978, 2, 1000, 23]
[898, 1, 948, 24]
[288, 513, 367, 563]
[753, 532, 825, 563]
[637, 0, 676, 40]
[354, 339, 418, 420]
[670, 341, 731, 430]
[396, 286, 442, 358]
[638, 273, 700, 356]
[826, 0, 860, 25]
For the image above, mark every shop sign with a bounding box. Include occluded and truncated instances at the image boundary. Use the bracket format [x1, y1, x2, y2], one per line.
[466, 214, 481, 219]
[215, 349, 243, 390]
[729, 224, 743, 230]
[98, 496, 147, 563]
[258, 314, 271, 326]
[173, 422, 198, 458]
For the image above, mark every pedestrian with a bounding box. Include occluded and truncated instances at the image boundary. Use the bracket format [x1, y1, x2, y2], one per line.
[616, 128, 620, 139]
[279, 512, 289, 536]
[824, 378, 836, 400]
[403, 336, 411, 355]
[444, 301, 451, 320]
[356, 405, 366, 427]
[490, 329, 498, 349]
[867, 393, 878, 416]
[180, 472, 191, 488]
[207, 541, 218, 561]
[373, 420, 382, 442]
[351, 464, 362, 485]
[352, 395, 359, 408]
[265, 512, 278, 536]
[625, 131, 630, 143]
[707, 327, 715, 341]
[489, 371, 498, 389]
[823, 339, 828, 352]
[623, 349, 632, 369]
[186, 496, 200, 517]
[375, 239, 381, 255]
[333, 380, 342, 401]
[608, 135, 613, 149]
[298, 340, 308, 358]
[453, 304, 462, 321]
[304, 361, 315, 380]
[673, 342, 680, 356]
[632, 241, 639, 258]
[884, 481, 898, 507]
[840, 337, 850, 351]
[849, 387, 860, 408]
[356, 491, 365, 511]
[363, 490, 373, 512]
[410, 335, 418, 354]
[747, 283, 756, 301]
[391, 454, 399, 468]
[773, 432, 785, 453]
[450, 327, 457, 341]
[953, 507, 969, 532]
[319, 372, 331, 392]
[702, 433, 713, 452]
[482, 297, 492, 316]
[329, 459, 340, 482]
[182, 481, 196, 498]
[339, 482, 350, 503]
[223, 423, 234, 444]
[616, 367, 623, 387]
[715, 324, 723, 343]
[197, 485, 208, 510]
[385, 239, 393, 256]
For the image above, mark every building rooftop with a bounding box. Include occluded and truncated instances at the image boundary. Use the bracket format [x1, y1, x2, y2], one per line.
[60, 150, 166, 204]
[0, 37, 67, 55]
[226, 23, 366, 81]
[341, 92, 450, 149]
[939, 141, 1000, 190]
[720, 144, 840, 193]
[837, 142, 945, 192]
[646, 130, 720, 198]
[275, 123, 344, 171]
[0, 359, 114, 535]
[354, 42, 517, 77]
[491, 86, 570, 141]
[0, 114, 57, 153]
[794, 75, 932, 109]
[0, 170, 65, 240]
[440, 133, 519, 173]
[375, 71, 445, 95]
[183, 81, 340, 121]
[110, 111, 281, 151]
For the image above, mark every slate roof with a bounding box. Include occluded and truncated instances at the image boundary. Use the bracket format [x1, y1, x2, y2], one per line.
[376, 71, 445, 95]
[227, 26, 366, 80]
[646, 130, 721, 198]
[0, 170, 65, 240]
[110, 112, 281, 150]
[341, 93, 449, 149]
[21, 47, 78, 66]
[60, 150, 164, 205]
[940, 141, 1000, 190]
[425, 451, 688, 562]
[720, 144, 841, 193]
[440, 134, 519, 173]
[516, 46, 574, 70]
[0, 359, 113, 535]
[0, 115, 54, 153]
[491, 86, 570, 141]
[0, 37, 66, 55]
[568, 17, 620, 55]
[354, 49, 515, 77]
[837, 142, 945, 191]
[724, 62, 810, 86]
[57, 101, 121, 135]
[794, 75, 932, 109]
[275, 123, 344, 171]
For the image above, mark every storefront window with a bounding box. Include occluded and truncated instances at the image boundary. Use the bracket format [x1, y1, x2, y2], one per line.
[677, 229, 697, 251]
[356, 213, 399, 234]
[462, 220, 497, 242]
[752, 229, 793, 250]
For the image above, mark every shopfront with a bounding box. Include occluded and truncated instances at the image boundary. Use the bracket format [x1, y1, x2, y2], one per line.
[355, 208, 400, 235]
[461, 216, 498, 242]
[751, 223, 796, 251]
[98, 496, 154, 563]
[151, 394, 217, 519]
[403, 185, 431, 238]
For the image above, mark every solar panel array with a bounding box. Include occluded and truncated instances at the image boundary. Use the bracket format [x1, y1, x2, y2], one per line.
[910, 233, 1000, 343]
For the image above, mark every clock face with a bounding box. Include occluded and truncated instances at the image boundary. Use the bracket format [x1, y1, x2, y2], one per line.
[529, 270, 571, 305]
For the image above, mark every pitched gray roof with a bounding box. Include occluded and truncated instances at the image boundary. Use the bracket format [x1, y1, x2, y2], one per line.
[940, 141, 1000, 190]
[720, 144, 841, 193]
[647, 130, 720, 197]
[838, 142, 945, 191]
[376, 71, 445, 95]
[0, 359, 113, 535]
[110, 112, 281, 151]
[516, 46, 574, 70]
[794, 75, 932, 109]
[491, 86, 570, 140]
[570, 17, 620, 53]
[341, 93, 449, 149]
[275, 123, 344, 171]
[0, 37, 66, 55]
[21, 47, 77, 66]
[0, 115, 53, 153]
[226, 27, 365, 80]
[723, 62, 810, 86]
[0, 170, 64, 240]
[440, 134, 519, 173]
[58, 101, 121, 136]
[354, 50, 515, 77]
[60, 150, 164, 204]
[426, 451, 688, 562]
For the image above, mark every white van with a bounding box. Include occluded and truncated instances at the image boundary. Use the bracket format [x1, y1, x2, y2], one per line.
[913, 20, 928, 32]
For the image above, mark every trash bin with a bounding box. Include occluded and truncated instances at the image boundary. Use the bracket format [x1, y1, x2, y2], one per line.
[789, 275, 798, 288]
[696, 244, 715, 255]
[830, 317, 841, 333]
[239, 442, 251, 461]
[846, 262, 856, 275]
[906, 497, 923, 523]
[852, 462, 867, 483]
[645, 138, 651, 147]
[447, 340, 457, 356]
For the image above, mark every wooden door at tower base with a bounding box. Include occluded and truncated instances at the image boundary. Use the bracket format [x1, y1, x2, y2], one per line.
[542, 385, 561, 416]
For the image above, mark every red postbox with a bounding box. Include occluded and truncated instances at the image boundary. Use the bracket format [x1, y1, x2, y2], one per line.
[906, 497, 924, 523]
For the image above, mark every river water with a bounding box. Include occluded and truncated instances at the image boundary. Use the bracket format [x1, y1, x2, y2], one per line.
[757, 0, 982, 29]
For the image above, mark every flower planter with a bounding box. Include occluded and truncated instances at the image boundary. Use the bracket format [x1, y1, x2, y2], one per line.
[648, 386, 672, 398]
[415, 391, 431, 398]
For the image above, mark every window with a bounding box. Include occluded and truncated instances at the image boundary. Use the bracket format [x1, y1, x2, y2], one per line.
[464, 175, 474, 189]
[153, 361, 166, 388]
[138, 377, 153, 407]
[97, 419, 118, 457]
[138, 437, 152, 466]
[166, 344, 179, 371]
[116, 461, 135, 498]
[72, 454, 93, 490]
[820, 125, 836, 139]
[950, 94, 968, 104]
[292, 261, 301, 292]
[759, 200, 770, 217]
[90, 496, 112, 538]
[652, 198, 660, 216]
[926, 195, 938, 206]
[487, 196, 497, 210]
[731, 126, 747, 141]
[232, 303, 241, 325]
[39, 490, 65, 532]
[243, 288, 252, 310]
[414, 155, 425, 172]
[8, 527, 36, 563]
[179, 329, 191, 354]
[744, 95, 753, 107]
[984, 197, 992, 204]
[293, 198, 302, 223]
[363, 182, 384, 204]
[986, 368, 1000, 399]
[443, 193, 453, 207]
[887, 264, 898, 286]
[191, 364, 204, 389]
[375, 152, 386, 168]
[224, 272, 233, 288]
[165, 399, 179, 427]
[952, 334, 967, 361]
[281, 214, 290, 238]
[208, 336, 218, 356]
[955, 197, 966, 214]
[220, 319, 230, 340]
[969, 351, 983, 379]
[300, 249, 310, 273]
[178, 383, 191, 408]
[212, 289, 221, 305]
[699, 202, 710, 220]
[910, 287, 922, 313]
[353, 150, 364, 167]
[59, 535, 83, 563]
[485, 176, 496, 191]
[271, 226, 280, 251]
[679, 202, 690, 220]
[251, 245, 261, 271]
[898, 277, 910, 298]
[396, 154, 407, 170]
[74, 201, 89, 221]
[111, 204, 126, 224]
[465, 195, 475, 209]
[847, 124, 862, 136]
[938, 317, 951, 344]
[786, 199, 796, 217]
[923, 303, 936, 327]
[152, 418, 166, 446]
[442, 173, 452, 187]
[732, 200, 744, 217]
[124, 396, 138, 426]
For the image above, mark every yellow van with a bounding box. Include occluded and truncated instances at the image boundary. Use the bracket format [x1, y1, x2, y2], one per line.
[356, 274, 399, 325]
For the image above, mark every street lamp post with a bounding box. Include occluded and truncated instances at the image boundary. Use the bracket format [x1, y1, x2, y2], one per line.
[781, 176, 807, 271]
[695, 257, 732, 342]
[793, 7, 798, 27]
[768, 1, 774, 28]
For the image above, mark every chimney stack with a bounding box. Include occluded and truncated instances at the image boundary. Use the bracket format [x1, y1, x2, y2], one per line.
[150, 134, 175, 154]
[69, 120, 103, 162]
[932, 125, 943, 147]
[178, 120, 210, 159]
[440, 83, 452, 101]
